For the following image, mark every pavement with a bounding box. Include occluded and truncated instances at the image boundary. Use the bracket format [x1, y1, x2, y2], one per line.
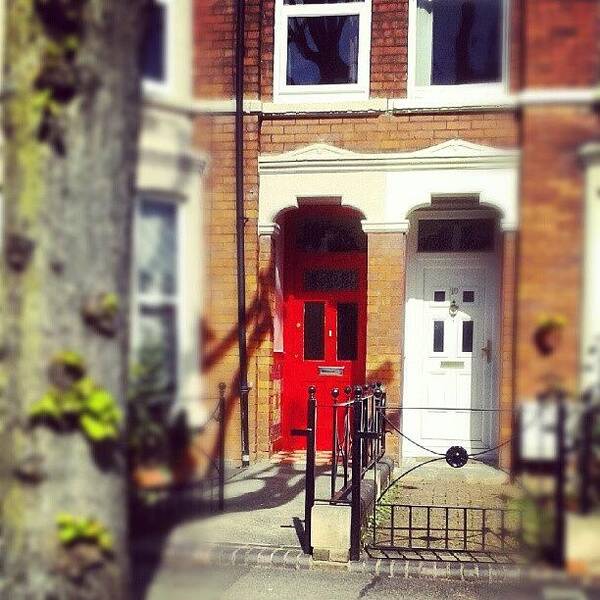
[165, 459, 332, 548]
[131, 457, 600, 598]
[133, 562, 600, 600]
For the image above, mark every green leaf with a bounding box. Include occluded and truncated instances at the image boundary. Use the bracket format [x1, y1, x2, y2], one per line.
[53, 351, 86, 371]
[58, 525, 78, 544]
[29, 393, 61, 419]
[80, 414, 116, 441]
[74, 376, 95, 398]
[86, 389, 114, 415]
[60, 390, 82, 414]
[98, 532, 113, 552]
[56, 513, 76, 527]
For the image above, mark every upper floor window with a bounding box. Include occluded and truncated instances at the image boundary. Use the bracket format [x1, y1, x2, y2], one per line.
[410, 0, 507, 100]
[141, 0, 171, 92]
[274, 0, 372, 103]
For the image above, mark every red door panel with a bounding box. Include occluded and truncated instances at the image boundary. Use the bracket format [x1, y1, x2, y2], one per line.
[281, 207, 367, 451]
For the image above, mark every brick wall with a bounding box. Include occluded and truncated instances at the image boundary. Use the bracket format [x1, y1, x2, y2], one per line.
[523, 0, 600, 88]
[515, 106, 599, 400]
[195, 0, 600, 464]
[260, 112, 518, 154]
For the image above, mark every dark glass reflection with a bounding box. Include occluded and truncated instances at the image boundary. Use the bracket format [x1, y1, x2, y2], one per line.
[434, 291, 446, 302]
[433, 321, 445, 353]
[287, 15, 360, 85]
[418, 219, 495, 252]
[462, 321, 474, 353]
[296, 217, 366, 252]
[304, 270, 358, 291]
[430, 0, 502, 85]
[337, 303, 358, 360]
[304, 302, 325, 360]
[140, 1, 166, 82]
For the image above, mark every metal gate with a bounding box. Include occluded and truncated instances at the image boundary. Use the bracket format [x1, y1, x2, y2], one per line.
[295, 383, 576, 566]
[366, 389, 569, 565]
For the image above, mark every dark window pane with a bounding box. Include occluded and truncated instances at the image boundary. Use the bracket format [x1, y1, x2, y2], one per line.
[304, 270, 358, 291]
[433, 320, 444, 353]
[418, 219, 495, 252]
[337, 303, 358, 360]
[304, 302, 325, 360]
[287, 15, 359, 85]
[140, 1, 166, 82]
[137, 199, 177, 295]
[463, 290, 475, 303]
[418, 220, 454, 252]
[431, 0, 502, 85]
[434, 291, 446, 302]
[296, 216, 366, 252]
[137, 305, 177, 395]
[462, 321, 474, 353]
[457, 220, 495, 251]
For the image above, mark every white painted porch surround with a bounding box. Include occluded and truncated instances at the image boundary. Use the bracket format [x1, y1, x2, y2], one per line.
[258, 139, 520, 235]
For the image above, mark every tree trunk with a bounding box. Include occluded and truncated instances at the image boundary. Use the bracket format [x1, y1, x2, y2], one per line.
[1, 1, 146, 597]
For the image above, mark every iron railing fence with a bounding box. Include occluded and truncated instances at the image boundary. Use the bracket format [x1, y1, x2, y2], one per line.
[129, 382, 226, 534]
[292, 383, 387, 556]
[578, 392, 600, 514]
[368, 503, 528, 562]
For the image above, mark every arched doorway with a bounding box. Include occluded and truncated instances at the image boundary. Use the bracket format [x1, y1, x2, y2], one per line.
[280, 204, 367, 451]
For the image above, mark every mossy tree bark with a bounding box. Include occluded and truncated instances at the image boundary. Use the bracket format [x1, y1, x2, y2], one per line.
[1, 1, 146, 597]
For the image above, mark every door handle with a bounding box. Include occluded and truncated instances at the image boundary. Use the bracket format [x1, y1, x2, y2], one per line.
[481, 339, 492, 363]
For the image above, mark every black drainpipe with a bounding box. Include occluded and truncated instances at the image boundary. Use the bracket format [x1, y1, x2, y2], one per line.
[235, 0, 250, 467]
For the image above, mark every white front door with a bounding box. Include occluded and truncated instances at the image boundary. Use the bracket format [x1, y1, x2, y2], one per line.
[403, 266, 496, 456]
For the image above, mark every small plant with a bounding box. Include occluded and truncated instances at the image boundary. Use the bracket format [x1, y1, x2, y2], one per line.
[56, 514, 113, 553]
[82, 292, 120, 336]
[127, 343, 175, 468]
[29, 352, 122, 442]
[533, 314, 567, 356]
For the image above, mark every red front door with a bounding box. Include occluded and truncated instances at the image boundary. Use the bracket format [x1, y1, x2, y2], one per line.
[281, 207, 367, 451]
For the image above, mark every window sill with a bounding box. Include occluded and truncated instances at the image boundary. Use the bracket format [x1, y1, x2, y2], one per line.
[391, 92, 517, 113]
[263, 97, 387, 114]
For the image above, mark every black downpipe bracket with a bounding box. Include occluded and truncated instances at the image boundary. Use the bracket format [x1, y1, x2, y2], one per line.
[235, 0, 250, 467]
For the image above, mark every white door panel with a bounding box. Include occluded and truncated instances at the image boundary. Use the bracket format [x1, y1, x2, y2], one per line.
[406, 267, 491, 454]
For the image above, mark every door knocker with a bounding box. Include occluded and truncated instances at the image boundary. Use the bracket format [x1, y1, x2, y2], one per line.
[449, 300, 459, 317]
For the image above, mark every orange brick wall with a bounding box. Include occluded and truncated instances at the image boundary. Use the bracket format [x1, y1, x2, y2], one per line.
[515, 106, 600, 400]
[365, 233, 407, 458]
[260, 112, 518, 154]
[523, 0, 600, 88]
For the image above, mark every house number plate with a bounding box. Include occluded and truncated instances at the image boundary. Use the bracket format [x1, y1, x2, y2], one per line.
[318, 366, 345, 376]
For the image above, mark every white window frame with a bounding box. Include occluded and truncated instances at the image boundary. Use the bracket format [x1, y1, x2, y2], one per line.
[273, 0, 372, 103]
[131, 193, 184, 405]
[142, 0, 174, 96]
[407, 0, 510, 103]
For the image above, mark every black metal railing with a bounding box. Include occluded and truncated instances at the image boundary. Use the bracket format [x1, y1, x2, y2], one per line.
[294, 382, 593, 565]
[579, 394, 600, 515]
[369, 504, 526, 560]
[294, 383, 387, 557]
[129, 382, 227, 534]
